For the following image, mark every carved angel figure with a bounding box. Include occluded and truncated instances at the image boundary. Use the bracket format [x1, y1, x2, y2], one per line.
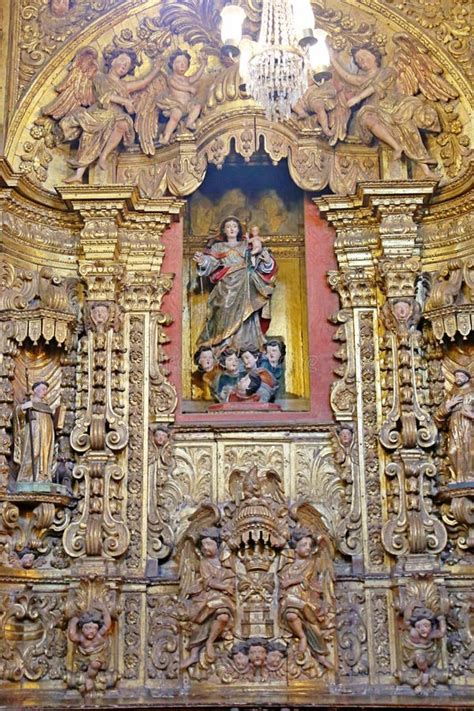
[278, 505, 334, 668]
[229, 465, 285, 505]
[292, 74, 350, 146]
[67, 599, 113, 693]
[331, 35, 458, 177]
[43, 47, 163, 181]
[135, 49, 208, 153]
[399, 604, 446, 693]
[178, 507, 235, 670]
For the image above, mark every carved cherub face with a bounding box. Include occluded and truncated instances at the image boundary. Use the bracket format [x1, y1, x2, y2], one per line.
[392, 299, 412, 322]
[241, 350, 258, 370]
[338, 427, 353, 447]
[224, 353, 240, 375]
[354, 48, 377, 71]
[50, 0, 70, 17]
[414, 618, 433, 639]
[200, 536, 218, 558]
[20, 553, 36, 568]
[249, 644, 267, 667]
[197, 348, 215, 373]
[91, 304, 110, 325]
[111, 53, 132, 77]
[233, 650, 249, 672]
[153, 428, 169, 447]
[295, 535, 314, 559]
[172, 53, 190, 75]
[266, 649, 284, 670]
[82, 621, 100, 640]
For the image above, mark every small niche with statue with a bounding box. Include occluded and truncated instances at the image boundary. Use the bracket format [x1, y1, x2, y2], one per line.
[182, 157, 310, 413]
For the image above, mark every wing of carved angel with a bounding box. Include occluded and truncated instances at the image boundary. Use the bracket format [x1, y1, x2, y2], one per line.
[134, 72, 169, 156]
[42, 47, 99, 120]
[393, 34, 458, 102]
[292, 501, 335, 558]
[176, 502, 221, 596]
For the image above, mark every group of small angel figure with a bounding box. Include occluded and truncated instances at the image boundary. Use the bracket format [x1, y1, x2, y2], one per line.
[42, 33, 457, 182]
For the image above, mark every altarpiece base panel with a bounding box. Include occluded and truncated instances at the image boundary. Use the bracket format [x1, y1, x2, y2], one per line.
[0, 0, 473, 707]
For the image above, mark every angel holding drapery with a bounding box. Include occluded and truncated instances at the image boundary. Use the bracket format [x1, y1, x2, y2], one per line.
[43, 47, 163, 182]
[329, 35, 458, 177]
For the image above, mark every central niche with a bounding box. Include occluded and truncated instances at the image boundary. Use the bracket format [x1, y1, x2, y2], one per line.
[182, 155, 310, 413]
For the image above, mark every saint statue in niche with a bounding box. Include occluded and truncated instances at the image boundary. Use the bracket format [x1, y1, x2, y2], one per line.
[13, 380, 63, 485]
[192, 216, 285, 405]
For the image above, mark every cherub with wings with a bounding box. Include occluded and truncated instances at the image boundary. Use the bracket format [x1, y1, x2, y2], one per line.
[330, 35, 458, 177]
[292, 73, 351, 146]
[279, 503, 334, 667]
[134, 48, 208, 153]
[177, 504, 236, 670]
[43, 46, 163, 182]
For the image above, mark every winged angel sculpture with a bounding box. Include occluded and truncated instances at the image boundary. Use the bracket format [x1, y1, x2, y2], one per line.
[176, 504, 236, 670]
[43, 45, 209, 181]
[296, 34, 458, 177]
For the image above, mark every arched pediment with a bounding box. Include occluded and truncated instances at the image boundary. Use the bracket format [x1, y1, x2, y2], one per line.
[3, 0, 471, 197]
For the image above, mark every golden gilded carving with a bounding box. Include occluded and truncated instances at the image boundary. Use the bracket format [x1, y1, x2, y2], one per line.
[65, 576, 119, 693]
[378, 0, 472, 81]
[394, 579, 449, 694]
[379, 287, 446, 559]
[0, 588, 65, 681]
[176, 467, 336, 683]
[16, 0, 128, 99]
[333, 425, 363, 559]
[425, 257, 474, 340]
[335, 588, 368, 677]
[0, 491, 71, 567]
[330, 36, 458, 179]
[0, 0, 473, 702]
[328, 306, 356, 419]
[370, 590, 391, 676]
[446, 590, 474, 678]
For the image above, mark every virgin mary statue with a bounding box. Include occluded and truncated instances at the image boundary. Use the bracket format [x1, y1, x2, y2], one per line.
[193, 216, 277, 352]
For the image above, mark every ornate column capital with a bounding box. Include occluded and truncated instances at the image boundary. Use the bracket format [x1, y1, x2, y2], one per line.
[358, 181, 436, 259]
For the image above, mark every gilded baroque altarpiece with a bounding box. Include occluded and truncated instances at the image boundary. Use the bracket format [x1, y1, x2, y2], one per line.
[0, 0, 472, 707]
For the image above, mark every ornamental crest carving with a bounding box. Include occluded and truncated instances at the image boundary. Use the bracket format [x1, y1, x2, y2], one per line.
[176, 466, 336, 684]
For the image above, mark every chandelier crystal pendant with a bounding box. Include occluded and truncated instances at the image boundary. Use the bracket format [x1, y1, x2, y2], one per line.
[247, 0, 308, 121]
[220, 1, 328, 123]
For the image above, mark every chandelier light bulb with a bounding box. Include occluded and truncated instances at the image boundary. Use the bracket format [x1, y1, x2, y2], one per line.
[220, 4, 246, 57]
[308, 28, 331, 80]
[292, 0, 317, 46]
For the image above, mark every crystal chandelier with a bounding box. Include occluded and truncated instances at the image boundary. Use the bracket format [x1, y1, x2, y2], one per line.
[220, 1, 330, 122]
